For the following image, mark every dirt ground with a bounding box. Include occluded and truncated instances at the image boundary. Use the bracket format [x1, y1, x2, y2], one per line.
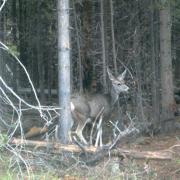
[0, 132, 179, 180]
[0, 115, 180, 180]
[59, 130, 180, 180]
[117, 130, 180, 180]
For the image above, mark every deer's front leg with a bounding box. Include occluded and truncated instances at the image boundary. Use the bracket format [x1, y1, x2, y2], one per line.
[76, 118, 91, 145]
[71, 104, 91, 144]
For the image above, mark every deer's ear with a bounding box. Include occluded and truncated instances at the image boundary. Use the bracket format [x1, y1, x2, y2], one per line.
[107, 67, 127, 85]
[107, 67, 115, 81]
[117, 69, 127, 81]
[107, 67, 124, 84]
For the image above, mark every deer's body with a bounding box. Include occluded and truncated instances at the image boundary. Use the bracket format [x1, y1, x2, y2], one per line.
[71, 68, 129, 144]
[71, 93, 111, 119]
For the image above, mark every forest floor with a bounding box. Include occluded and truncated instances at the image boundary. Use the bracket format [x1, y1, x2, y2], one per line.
[117, 130, 180, 180]
[0, 118, 180, 180]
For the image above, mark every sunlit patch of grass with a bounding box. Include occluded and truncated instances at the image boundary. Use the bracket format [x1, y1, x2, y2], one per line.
[0, 170, 15, 180]
[22, 172, 60, 180]
[0, 171, 60, 180]
[0, 146, 59, 180]
[0, 155, 15, 180]
[0, 134, 14, 179]
[176, 159, 180, 164]
[0, 133, 8, 150]
[0, 158, 59, 180]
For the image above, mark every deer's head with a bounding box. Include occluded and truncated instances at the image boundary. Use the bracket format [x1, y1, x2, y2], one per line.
[107, 68, 129, 105]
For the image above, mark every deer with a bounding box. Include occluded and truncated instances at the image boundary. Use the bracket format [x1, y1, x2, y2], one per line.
[70, 68, 129, 144]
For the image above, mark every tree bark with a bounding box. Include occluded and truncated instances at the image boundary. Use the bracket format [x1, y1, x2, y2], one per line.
[11, 0, 18, 92]
[72, 0, 83, 93]
[159, 1, 175, 132]
[110, 0, 117, 75]
[18, 0, 27, 68]
[151, 0, 160, 127]
[0, 8, 5, 130]
[81, 0, 92, 91]
[100, 0, 107, 93]
[57, 0, 72, 144]
[36, 1, 45, 103]
[133, 1, 146, 125]
[18, 0, 28, 87]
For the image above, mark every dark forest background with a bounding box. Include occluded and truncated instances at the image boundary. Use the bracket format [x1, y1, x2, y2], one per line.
[0, 0, 180, 135]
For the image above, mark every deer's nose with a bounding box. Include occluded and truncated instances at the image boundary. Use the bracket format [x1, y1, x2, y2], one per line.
[122, 84, 129, 92]
[125, 85, 129, 91]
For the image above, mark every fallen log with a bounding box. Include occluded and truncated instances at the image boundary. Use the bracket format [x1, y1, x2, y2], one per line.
[9, 138, 176, 162]
[84, 148, 173, 166]
[10, 138, 98, 153]
[112, 148, 173, 160]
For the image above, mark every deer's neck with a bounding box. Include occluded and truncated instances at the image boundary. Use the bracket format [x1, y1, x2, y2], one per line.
[110, 87, 119, 106]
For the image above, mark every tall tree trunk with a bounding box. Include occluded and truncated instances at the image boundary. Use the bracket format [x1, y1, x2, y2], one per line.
[133, 29, 146, 125]
[18, 0, 27, 67]
[133, 1, 146, 126]
[37, 1, 45, 103]
[0, 8, 5, 126]
[159, 0, 175, 132]
[73, 0, 83, 93]
[11, 0, 18, 92]
[110, 0, 117, 75]
[151, 0, 160, 128]
[82, 0, 92, 91]
[175, 51, 180, 87]
[57, 0, 72, 144]
[47, 52, 52, 101]
[100, 0, 107, 93]
[18, 0, 28, 87]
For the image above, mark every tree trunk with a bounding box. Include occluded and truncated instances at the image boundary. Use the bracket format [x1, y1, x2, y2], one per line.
[37, 1, 45, 103]
[47, 51, 52, 101]
[133, 1, 146, 126]
[72, 0, 83, 92]
[159, 1, 175, 132]
[57, 0, 72, 144]
[151, 0, 160, 128]
[100, 0, 108, 93]
[110, 0, 117, 75]
[81, 0, 92, 91]
[18, 0, 28, 87]
[174, 51, 180, 87]
[0, 9, 5, 128]
[11, 0, 18, 92]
